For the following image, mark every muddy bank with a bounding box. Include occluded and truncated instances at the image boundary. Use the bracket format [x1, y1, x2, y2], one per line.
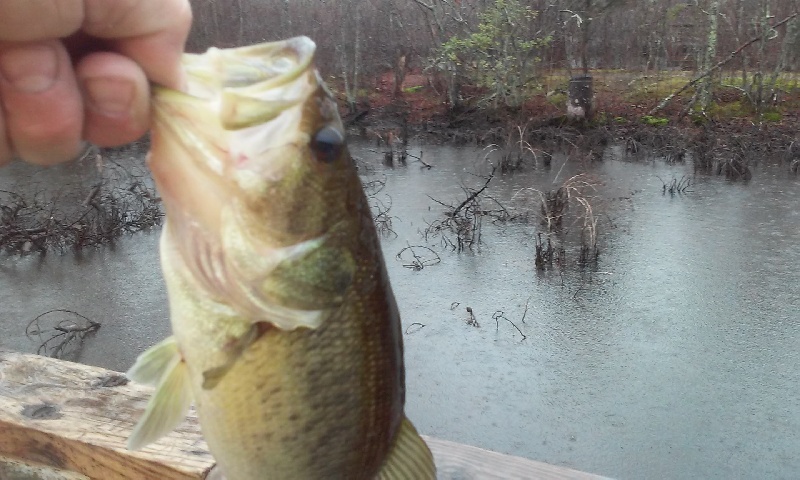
[356, 100, 795, 148]
[343, 70, 800, 174]
[348, 98, 800, 183]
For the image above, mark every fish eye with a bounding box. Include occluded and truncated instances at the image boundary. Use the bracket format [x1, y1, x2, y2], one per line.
[310, 126, 345, 163]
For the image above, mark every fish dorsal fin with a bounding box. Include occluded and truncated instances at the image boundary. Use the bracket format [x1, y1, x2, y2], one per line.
[126, 337, 193, 450]
[375, 417, 436, 480]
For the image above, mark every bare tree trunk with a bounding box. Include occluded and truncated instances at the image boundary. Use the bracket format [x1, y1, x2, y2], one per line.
[753, 0, 771, 118]
[338, 0, 362, 113]
[736, 0, 749, 91]
[765, 16, 797, 107]
[580, 0, 592, 75]
[410, 0, 467, 110]
[699, 0, 719, 110]
[392, 49, 407, 99]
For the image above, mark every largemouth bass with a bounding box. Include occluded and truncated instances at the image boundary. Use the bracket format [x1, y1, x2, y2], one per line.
[125, 36, 435, 480]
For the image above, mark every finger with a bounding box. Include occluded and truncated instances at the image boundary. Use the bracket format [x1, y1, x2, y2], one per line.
[0, 0, 192, 89]
[0, 0, 85, 42]
[77, 52, 149, 147]
[82, 0, 192, 89]
[0, 41, 84, 165]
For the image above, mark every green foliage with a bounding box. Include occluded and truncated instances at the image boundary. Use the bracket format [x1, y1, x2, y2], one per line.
[707, 100, 749, 119]
[437, 0, 552, 108]
[761, 111, 782, 122]
[403, 85, 424, 93]
[641, 115, 669, 126]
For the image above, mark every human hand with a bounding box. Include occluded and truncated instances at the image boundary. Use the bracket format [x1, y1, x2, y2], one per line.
[0, 0, 192, 166]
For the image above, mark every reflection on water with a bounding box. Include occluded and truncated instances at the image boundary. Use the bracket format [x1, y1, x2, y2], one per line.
[2, 143, 799, 480]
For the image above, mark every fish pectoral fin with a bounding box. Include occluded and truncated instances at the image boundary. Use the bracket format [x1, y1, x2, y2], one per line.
[126, 338, 193, 451]
[375, 417, 436, 480]
[260, 243, 356, 312]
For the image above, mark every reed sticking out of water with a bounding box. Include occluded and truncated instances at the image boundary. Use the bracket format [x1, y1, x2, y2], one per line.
[787, 141, 800, 175]
[692, 126, 715, 173]
[512, 174, 598, 232]
[465, 307, 479, 328]
[658, 175, 693, 195]
[375, 117, 410, 167]
[535, 233, 565, 271]
[575, 195, 599, 266]
[511, 173, 600, 266]
[484, 123, 573, 173]
[493, 124, 539, 173]
[716, 152, 752, 181]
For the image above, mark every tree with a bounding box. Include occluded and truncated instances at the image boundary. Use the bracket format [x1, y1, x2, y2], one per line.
[699, 0, 720, 111]
[411, 0, 483, 110]
[436, 0, 552, 108]
[558, 0, 628, 74]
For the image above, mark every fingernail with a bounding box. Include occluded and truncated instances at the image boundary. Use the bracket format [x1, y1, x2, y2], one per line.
[84, 77, 135, 115]
[0, 45, 58, 93]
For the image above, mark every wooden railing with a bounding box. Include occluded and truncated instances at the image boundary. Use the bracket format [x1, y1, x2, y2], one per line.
[0, 350, 610, 480]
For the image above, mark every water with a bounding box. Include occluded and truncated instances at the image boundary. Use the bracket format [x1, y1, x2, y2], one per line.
[1, 143, 799, 479]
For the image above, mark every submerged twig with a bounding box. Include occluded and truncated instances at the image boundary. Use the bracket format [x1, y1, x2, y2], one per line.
[491, 310, 527, 340]
[26, 309, 100, 359]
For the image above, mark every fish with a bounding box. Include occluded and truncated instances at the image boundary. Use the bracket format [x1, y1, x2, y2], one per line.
[125, 36, 436, 480]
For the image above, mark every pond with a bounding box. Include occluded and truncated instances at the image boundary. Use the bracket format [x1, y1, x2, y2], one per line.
[1, 141, 799, 480]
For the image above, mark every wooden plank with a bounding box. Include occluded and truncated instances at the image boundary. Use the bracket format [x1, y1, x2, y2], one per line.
[0, 350, 611, 480]
[0, 454, 89, 480]
[423, 437, 612, 480]
[0, 350, 214, 480]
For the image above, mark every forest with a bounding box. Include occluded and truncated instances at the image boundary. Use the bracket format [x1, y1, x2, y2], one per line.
[186, 0, 800, 126]
[3, 0, 800, 257]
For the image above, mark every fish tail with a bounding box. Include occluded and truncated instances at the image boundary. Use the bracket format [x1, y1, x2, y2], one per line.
[375, 416, 436, 480]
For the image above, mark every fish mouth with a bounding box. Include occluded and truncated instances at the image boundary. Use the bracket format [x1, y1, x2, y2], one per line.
[148, 35, 320, 193]
[180, 36, 318, 129]
[153, 36, 318, 137]
[146, 37, 321, 249]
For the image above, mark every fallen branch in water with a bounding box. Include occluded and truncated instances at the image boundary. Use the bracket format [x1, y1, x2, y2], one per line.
[26, 309, 100, 360]
[396, 244, 441, 271]
[407, 150, 433, 169]
[492, 310, 527, 341]
[425, 167, 496, 252]
[405, 323, 426, 334]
